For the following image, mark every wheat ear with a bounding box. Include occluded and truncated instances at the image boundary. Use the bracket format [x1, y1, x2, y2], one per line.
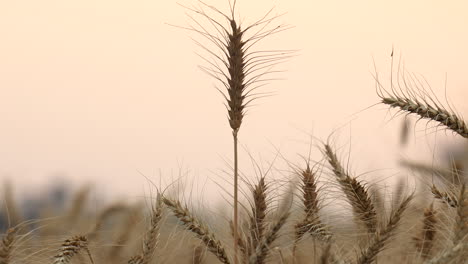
[413, 203, 437, 259]
[357, 194, 413, 264]
[250, 212, 290, 264]
[294, 164, 330, 260]
[0, 227, 18, 264]
[53, 235, 94, 264]
[249, 176, 268, 249]
[324, 144, 377, 233]
[375, 63, 468, 138]
[163, 197, 230, 264]
[128, 196, 163, 264]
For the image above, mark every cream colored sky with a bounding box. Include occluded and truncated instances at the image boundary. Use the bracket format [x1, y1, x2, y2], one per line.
[1, 0, 467, 201]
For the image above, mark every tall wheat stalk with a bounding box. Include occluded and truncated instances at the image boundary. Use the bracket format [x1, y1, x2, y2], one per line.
[179, 1, 292, 262]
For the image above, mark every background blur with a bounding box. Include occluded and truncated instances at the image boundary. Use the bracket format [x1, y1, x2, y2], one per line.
[0, 0, 467, 204]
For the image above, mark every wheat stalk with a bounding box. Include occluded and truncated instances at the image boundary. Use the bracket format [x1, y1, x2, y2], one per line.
[179, 3, 292, 262]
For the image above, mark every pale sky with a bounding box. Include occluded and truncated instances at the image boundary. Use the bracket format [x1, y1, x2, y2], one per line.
[1, 0, 467, 202]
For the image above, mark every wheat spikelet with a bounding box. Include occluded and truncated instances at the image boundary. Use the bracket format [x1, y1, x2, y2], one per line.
[53, 235, 94, 264]
[357, 194, 413, 264]
[0, 227, 17, 264]
[324, 144, 377, 233]
[431, 184, 458, 208]
[250, 212, 289, 264]
[163, 197, 230, 264]
[413, 203, 437, 259]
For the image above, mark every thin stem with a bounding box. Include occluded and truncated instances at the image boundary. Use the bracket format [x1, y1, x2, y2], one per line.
[233, 129, 239, 264]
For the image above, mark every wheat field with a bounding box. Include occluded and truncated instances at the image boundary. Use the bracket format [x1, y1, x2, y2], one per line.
[0, 1, 467, 264]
